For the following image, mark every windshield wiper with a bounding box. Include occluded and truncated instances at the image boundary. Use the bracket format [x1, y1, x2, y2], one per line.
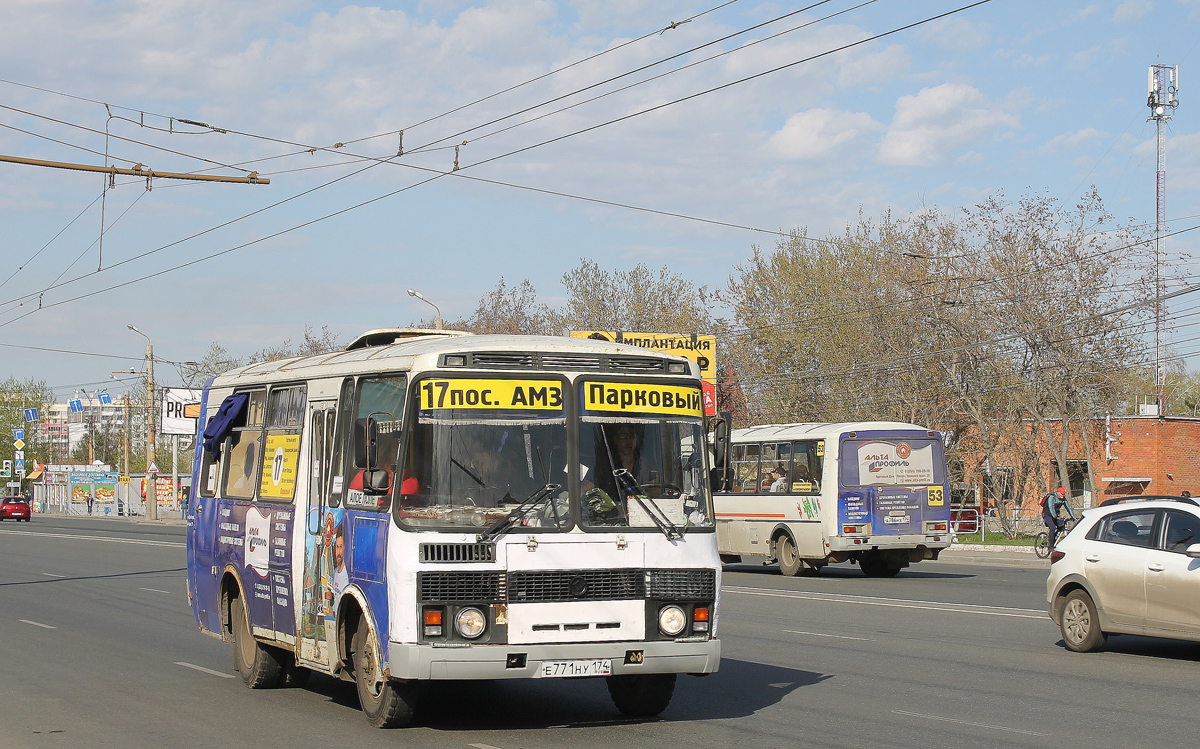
[612, 468, 681, 540]
[477, 483, 561, 542]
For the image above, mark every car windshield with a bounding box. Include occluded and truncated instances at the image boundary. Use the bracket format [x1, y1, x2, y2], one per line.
[398, 377, 569, 530]
[578, 380, 713, 532]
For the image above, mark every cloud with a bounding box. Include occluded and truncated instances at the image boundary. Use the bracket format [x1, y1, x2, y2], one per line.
[766, 108, 882, 162]
[915, 17, 989, 51]
[1113, 0, 1154, 23]
[1040, 127, 1107, 153]
[879, 83, 1019, 167]
[837, 44, 910, 88]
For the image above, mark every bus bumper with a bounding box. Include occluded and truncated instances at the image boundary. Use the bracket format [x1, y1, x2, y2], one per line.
[386, 637, 721, 680]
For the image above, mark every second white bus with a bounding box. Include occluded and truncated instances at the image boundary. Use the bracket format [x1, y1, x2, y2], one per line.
[712, 421, 952, 577]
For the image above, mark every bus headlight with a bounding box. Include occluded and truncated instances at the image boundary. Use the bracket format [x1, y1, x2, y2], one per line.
[455, 607, 487, 639]
[658, 605, 687, 636]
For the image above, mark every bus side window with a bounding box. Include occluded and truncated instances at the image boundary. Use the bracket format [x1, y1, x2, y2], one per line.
[223, 390, 266, 500]
[328, 378, 354, 509]
[732, 443, 760, 493]
[791, 441, 822, 494]
[762, 442, 790, 492]
[257, 385, 306, 504]
[198, 413, 219, 498]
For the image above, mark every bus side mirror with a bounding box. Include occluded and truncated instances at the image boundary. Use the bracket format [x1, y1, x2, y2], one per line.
[709, 412, 731, 493]
[354, 417, 378, 469]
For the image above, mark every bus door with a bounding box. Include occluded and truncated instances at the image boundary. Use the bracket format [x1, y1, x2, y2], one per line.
[340, 376, 409, 652]
[298, 399, 339, 669]
[839, 434, 942, 536]
[187, 386, 217, 632]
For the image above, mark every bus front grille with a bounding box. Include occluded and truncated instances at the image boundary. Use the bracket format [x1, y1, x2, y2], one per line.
[417, 568, 715, 603]
[419, 542, 496, 563]
[646, 569, 716, 600]
[508, 569, 645, 602]
[418, 572, 505, 603]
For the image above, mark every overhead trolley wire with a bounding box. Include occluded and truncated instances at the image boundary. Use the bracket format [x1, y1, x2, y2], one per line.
[1, 0, 997, 331]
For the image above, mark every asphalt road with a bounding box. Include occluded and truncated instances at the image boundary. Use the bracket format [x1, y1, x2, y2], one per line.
[2, 517, 1198, 748]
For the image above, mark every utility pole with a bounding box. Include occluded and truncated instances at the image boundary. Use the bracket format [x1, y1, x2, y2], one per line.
[1149, 63, 1180, 413]
[129, 325, 157, 521]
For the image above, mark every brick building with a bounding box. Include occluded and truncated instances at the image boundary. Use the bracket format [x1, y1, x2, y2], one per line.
[957, 415, 1200, 510]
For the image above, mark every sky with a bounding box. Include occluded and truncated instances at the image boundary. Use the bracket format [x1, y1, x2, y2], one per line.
[1, 0, 1198, 401]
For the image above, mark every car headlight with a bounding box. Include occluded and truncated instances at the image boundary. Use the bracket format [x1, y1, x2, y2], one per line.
[658, 605, 687, 636]
[455, 607, 486, 639]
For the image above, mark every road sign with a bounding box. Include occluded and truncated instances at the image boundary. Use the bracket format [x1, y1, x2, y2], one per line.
[147, 461, 160, 474]
[24, 408, 38, 422]
[14, 451, 24, 461]
[15, 460, 25, 473]
[13, 429, 23, 441]
[69, 399, 84, 414]
[5, 481, 18, 488]
[13, 439, 24, 450]
[99, 393, 112, 405]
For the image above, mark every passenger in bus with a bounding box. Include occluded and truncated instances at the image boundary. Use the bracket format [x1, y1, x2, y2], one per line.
[581, 423, 647, 525]
[768, 466, 788, 493]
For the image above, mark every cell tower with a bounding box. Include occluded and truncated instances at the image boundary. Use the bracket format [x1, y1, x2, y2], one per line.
[1148, 63, 1179, 413]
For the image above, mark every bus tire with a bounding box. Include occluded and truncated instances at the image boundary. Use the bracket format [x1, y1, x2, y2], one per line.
[776, 535, 802, 577]
[606, 673, 676, 717]
[231, 595, 284, 688]
[353, 624, 416, 728]
[860, 556, 901, 578]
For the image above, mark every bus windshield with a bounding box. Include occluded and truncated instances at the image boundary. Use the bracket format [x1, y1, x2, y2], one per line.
[399, 377, 569, 529]
[839, 437, 945, 487]
[578, 380, 713, 532]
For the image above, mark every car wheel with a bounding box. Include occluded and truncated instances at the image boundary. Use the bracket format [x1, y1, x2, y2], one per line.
[231, 595, 284, 688]
[1060, 589, 1107, 653]
[606, 673, 676, 717]
[776, 535, 802, 577]
[353, 624, 416, 728]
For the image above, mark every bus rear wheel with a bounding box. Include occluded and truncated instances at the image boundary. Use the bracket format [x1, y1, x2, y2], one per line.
[606, 673, 676, 717]
[776, 535, 802, 577]
[231, 596, 284, 688]
[859, 555, 901, 578]
[353, 624, 416, 728]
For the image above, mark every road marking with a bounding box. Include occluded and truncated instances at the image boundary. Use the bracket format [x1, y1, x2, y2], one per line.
[725, 585, 1046, 619]
[769, 682, 794, 689]
[20, 619, 55, 629]
[893, 710, 1050, 736]
[469, 744, 503, 749]
[175, 662, 235, 679]
[139, 587, 172, 594]
[0, 528, 182, 548]
[784, 629, 874, 641]
[42, 573, 65, 578]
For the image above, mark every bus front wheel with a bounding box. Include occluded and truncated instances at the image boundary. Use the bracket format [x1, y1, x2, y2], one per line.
[231, 596, 284, 688]
[776, 535, 802, 577]
[607, 673, 676, 717]
[353, 624, 416, 728]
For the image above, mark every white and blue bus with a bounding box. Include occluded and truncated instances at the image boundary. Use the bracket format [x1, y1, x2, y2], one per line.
[711, 421, 951, 577]
[185, 329, 721, 727]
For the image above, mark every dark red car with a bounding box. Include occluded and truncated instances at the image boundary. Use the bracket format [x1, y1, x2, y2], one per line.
[0, 496, 31, 521]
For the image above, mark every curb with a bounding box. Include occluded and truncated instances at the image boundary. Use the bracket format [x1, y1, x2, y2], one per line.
[950, 543, 1037, 554]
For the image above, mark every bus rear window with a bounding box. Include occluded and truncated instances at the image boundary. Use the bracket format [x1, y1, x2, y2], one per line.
[839, 438, 944, 487]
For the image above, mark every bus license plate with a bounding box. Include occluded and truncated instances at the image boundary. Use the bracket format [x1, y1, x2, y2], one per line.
[883, 515, 909, 524]
[538, 659, 612, 678]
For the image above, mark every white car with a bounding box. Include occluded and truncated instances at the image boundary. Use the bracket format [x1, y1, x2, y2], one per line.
[1046, 495, 1200, 652]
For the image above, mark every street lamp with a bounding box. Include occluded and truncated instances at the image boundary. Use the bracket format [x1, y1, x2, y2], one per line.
[128, 324, 157, 521]
[407, 288, 443, 330]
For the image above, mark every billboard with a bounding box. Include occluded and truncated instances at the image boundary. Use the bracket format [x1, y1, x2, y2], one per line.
[161, 388, 203, 435]
[570, 331, 717, 415]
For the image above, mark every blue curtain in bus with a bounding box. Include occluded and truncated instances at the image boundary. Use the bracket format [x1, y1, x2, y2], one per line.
[202, 393, 249, 457]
